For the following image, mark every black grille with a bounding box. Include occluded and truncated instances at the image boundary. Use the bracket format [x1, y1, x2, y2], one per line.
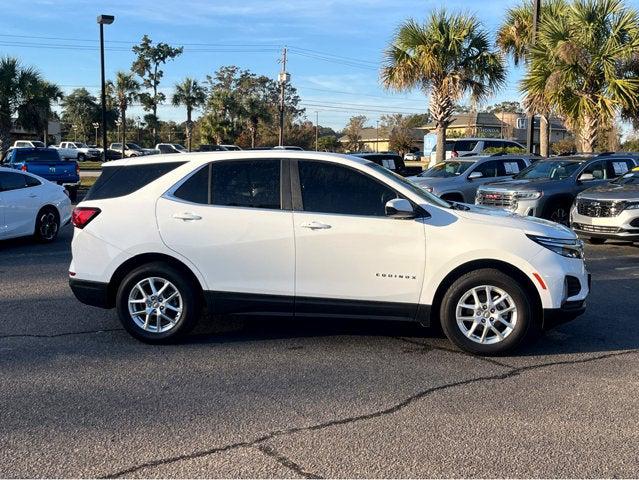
[631, 218, 639, 227]
[576, 198, 625, 217]
[565, 276, 581, 298]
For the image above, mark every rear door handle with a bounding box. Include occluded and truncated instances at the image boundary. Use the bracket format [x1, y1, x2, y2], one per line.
[300, 221, 332, 230]
[172, 212, 202, 221]
[28, 194, 37, 198]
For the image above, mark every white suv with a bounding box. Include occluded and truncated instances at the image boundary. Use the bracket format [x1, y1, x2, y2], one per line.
[69, 152, 589, 354]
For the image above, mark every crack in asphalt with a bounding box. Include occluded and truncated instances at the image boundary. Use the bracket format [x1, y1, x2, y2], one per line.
[391, 335, 515, 369]
[101, 348, 638, 478]
[256, 444, 324, 479]
[0, 328, 123, 339]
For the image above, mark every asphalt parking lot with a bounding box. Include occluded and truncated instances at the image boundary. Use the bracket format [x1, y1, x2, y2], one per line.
[1, 226, 638, 478]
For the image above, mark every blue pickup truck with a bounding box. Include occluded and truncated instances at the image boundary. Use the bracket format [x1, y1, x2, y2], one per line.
[2, 147, 80, 200]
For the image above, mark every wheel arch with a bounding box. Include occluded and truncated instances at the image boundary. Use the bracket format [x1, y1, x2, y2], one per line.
[428, 259, 542, 328]
[107, 252, 205, 308]
[439, 191, 465, 203]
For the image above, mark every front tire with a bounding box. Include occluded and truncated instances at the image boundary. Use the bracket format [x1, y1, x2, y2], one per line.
[116, 262, 201, 343]
[34, 207, 60, 243]
[544, 200, 572, 226]
[440, 268, 539, 355]
[77, 153, 85, 162]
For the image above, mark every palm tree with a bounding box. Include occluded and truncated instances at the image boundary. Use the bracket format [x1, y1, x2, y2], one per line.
[381, 11, 506, 162]
[522, 0, 639, 152]
[0, 56, 42, 154]
[497, 0, 568, 156]
[18, 80, 64, 144]
[108, 72, 140, 157]
[172, 78, 206, 151]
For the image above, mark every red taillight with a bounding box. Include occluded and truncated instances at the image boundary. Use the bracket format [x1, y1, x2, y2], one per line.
[451, 150, 459, 158]
[21, 164, 27, 171]
[72, 207, 101, 229]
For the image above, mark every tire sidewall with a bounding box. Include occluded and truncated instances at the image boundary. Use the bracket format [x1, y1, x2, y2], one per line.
[440, 269, 535, 355]
[116, 263, 200, 343]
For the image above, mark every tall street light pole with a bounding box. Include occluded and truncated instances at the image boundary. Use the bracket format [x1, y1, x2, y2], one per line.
[526, 0, 541, 154]
[97, 14, 114, 162]
[315, 111, 319, 151]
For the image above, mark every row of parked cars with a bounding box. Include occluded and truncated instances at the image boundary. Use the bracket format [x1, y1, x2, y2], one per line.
[407, 152, 639, 244]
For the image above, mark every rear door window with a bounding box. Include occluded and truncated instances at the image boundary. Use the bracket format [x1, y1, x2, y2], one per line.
[211, 160, 281, 209]
[85, 162, 185, 200]
[606, 159, 634, 178]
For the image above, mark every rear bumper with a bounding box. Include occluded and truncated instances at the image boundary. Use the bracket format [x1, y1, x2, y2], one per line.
[69, 278, 111, 309]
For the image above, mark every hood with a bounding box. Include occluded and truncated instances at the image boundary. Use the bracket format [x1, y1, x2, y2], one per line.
[454, 203, 576, 239]
[409, 176, 461, 188]
[479, 178, 559, 191]
[578, 182, 639, 201]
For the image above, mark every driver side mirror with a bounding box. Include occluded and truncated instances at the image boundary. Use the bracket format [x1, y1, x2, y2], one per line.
[385, 198, 416, 219]
[468, 171, 483, 180]
[578, 172, 594, 182]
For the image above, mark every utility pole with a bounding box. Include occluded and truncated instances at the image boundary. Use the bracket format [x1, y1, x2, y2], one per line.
[315, 111, 319, 151]
[278, 47, 289, 147]
[97, 15, 114, 161]
[376, 120, 380, 153]
[526, 0, 541, 154]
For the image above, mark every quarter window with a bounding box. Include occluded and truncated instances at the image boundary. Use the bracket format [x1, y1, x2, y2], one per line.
[297, 161, 398, 216]
[211, 160, 281, 209]
[174, 165, 210, 204]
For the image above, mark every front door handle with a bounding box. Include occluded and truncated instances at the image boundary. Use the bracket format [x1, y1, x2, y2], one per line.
[300, 221, 332, 230]
[172, 212, 202, 221]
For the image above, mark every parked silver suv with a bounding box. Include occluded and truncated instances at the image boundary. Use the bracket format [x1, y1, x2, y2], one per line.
[571, 169, 639, 244]
[408, 154, 538, 204]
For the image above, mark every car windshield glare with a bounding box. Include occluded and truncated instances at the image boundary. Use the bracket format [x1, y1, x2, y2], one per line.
[364, 161, 451, 208]
[515, 160, 583, 180]
[420, 161, 473, 178]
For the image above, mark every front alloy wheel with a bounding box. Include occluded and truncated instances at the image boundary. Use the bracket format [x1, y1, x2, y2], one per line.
[440, 268, 539, 355]
[455, 285, 517, 345]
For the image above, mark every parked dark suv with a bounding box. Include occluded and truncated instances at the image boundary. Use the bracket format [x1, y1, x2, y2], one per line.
[476, 154, 639, 224]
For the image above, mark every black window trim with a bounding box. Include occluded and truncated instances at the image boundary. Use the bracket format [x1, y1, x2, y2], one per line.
[289, 158, 426, 219]
[165, 158, 290, 212]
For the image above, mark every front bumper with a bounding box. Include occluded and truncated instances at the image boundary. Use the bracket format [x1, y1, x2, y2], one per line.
[570, 207, 639, 241]
[69, 278, 111, 308]
[543, 299, 587, 329]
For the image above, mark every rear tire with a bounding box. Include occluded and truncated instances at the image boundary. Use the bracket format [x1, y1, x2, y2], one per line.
[440, 268, 540, 355]
[77, 153, 85, 162]
[116, 262, 201, 343]
[34, 207, 60, 243]
[588, 237, 606, 245]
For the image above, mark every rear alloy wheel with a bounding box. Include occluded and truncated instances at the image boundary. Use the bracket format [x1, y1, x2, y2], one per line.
[116, 262, 200, 343]
[77, 153, 85, 162]
[440, 268, 539, 355]
[34, 208, 59, 243]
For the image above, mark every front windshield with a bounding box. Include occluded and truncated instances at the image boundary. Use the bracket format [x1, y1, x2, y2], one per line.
[612, 172, 639, 185]
[364, 161, 451, 208]
[126, 143, 142, 149]
[75, 143, 88, 148]
[515, 160, 584, 180]
[31, 141, 45, 148]
[173, 144, 186, 151]
[420, 161, 473, 178]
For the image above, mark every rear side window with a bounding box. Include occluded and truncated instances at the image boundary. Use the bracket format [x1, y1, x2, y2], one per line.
[607, 159, 634, 178]
[84, 162, 185, 200]
[15, 149, 60, 162]
[211, 160, 281, 209]
[0, 171, 28, 191]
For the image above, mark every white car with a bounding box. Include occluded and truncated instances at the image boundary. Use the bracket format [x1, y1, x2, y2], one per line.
[55, 142, 101, 162]
[0, 167, 72, 242]
[69, 152, 589, 354]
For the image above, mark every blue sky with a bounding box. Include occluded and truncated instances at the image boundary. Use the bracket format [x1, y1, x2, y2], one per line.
[1, 0, 636, 132]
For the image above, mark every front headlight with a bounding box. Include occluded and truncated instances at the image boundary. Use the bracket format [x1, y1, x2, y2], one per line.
[514, 191, 542, 200]
[527, 234, 584, 259]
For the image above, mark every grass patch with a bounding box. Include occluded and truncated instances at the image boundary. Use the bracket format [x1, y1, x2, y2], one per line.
[81, 176, 98, 189]
[78, 161, 103, 170]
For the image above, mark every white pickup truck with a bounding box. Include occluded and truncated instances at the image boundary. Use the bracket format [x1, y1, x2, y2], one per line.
[12, 140, 46, 149]
[53, 142, 101, 162]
